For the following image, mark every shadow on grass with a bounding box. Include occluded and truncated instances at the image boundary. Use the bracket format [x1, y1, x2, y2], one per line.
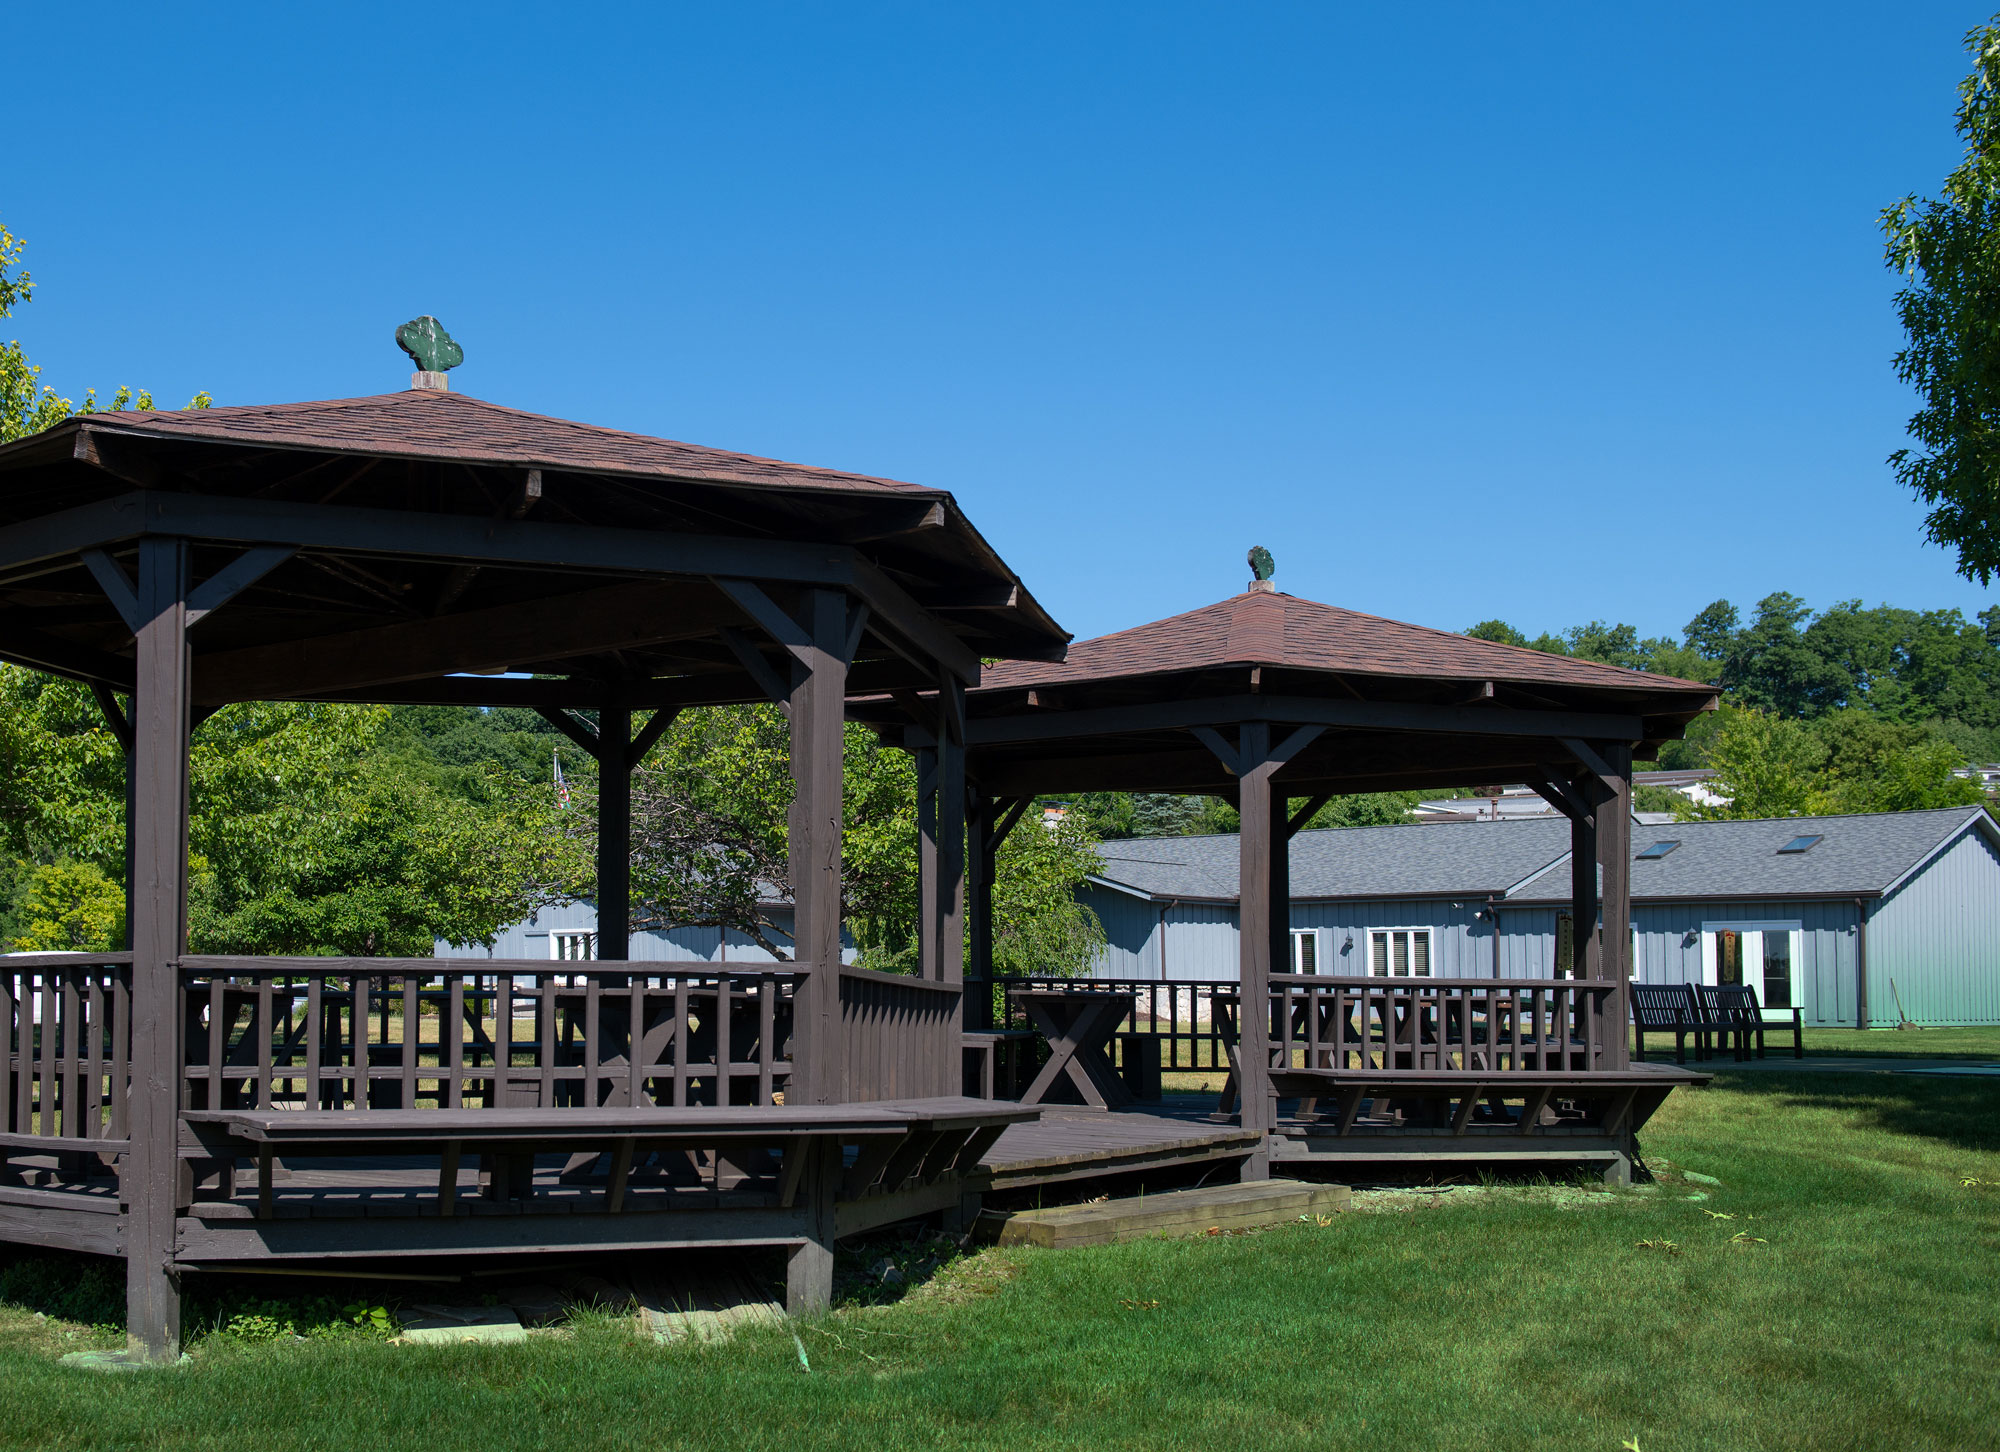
[0, 1249, 124, 1331]
[1701, 1068, 2000, 1155]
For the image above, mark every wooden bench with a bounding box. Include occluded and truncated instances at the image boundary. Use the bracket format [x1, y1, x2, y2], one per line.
[1695, 984, 1803, 1061]
[1114, 1033, 1165, 1102]
[1632, 983, 1704, 1064]
[962, 1030, 1037, 1099]
[1267, 1064, 1708, 1136]
[179, 1098, 1036, 1314]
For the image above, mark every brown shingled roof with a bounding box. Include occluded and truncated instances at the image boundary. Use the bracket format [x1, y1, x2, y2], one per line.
[979, 589, 1715, 695]
[75, 388, 935, 498]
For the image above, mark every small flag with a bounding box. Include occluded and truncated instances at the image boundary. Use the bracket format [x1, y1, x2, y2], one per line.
[553, 748, 571, 810]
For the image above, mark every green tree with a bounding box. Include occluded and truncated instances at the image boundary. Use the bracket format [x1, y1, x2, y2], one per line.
[622, 704, 1102, 970]
[989, 811, 1103, 977]
[1884, 14, 2000, 585]
[8, 861, 123, 952]
[0, 222, 209, 444]
[1677, 705, 1827, 820]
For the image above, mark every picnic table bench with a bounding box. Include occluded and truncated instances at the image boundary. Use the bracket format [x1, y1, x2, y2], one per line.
[1266, 1063, 1709, 1136]
[178, 1097, 1036, 1313]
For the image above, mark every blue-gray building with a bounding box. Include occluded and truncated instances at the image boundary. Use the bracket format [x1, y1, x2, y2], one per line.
[436, 899, 857, 966]
[1080, 806, 2000, 1028]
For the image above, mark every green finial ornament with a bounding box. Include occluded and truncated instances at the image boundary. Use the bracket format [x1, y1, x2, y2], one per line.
[395, 316, 464, 374]
[1248, 545, 1275, 582]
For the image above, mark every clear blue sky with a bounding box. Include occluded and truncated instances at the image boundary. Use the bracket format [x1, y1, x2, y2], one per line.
[8, 3, 1997, 645]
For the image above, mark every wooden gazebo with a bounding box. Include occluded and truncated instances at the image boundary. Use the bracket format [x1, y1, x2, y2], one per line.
[0, 378, 1064, 1356]
[860, 576, 1719, 1176]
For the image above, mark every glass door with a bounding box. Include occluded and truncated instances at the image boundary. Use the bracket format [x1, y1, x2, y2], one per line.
[1702, 924, 1800, 1015]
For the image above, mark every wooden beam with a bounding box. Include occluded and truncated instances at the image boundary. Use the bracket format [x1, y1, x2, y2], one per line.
[73, 426, 164, 489]
[113, 490, 986, 682]
[185, 546, 297, 626]
[193, 582, 740, 704]
[969, 693, 1645, 748]
[0, 625, 135, 688]
[718, 626, 796, 708]
[81, 549, 143, 633]
[0, 490, 150, 575]
[1190, 725, 1240, 776]
[535, 706, 601, 757]
[626, 707, 680, 769]
[90, 681, 133, 753]
[1285, 794, 1332, 838]
[1561, 737, 1620, 786]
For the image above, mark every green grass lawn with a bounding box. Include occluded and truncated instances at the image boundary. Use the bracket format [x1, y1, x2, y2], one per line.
[0, 1064, 1994, 1452]
[1792, 1025, 2000, 1059]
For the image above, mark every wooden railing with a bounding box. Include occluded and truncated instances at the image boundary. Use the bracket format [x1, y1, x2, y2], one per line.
[1262, 974, 1621, 1073]
[2, 953, 134, 1149]
[839, 967, 961, 1101]
[177, 957, 798, 1111]
[989, 976, 1239, 1072]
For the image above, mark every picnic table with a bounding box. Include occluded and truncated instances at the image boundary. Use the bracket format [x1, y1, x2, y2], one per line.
[1010, 988, 1137, 1108]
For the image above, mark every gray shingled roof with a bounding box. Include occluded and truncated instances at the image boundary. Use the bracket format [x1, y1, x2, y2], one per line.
[1511, 806, 1994, 902]
[1092, 817, 1574, 902]
[1088, 807, 1995, 904]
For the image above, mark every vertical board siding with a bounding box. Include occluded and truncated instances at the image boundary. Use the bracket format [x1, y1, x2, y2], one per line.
[436, 905, 851, 965]
[1624, 900, 1859, 1028]
[1868, 828, 2000, 1026]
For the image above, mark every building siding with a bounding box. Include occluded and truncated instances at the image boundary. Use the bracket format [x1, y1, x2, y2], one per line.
[435, 903, 843, 964]
[1867, 826, 2000, 1027]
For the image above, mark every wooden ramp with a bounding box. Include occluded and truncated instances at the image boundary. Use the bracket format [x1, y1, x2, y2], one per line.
[978, 1177, 1350, 1249]
[977, 1106, 1260, 1190]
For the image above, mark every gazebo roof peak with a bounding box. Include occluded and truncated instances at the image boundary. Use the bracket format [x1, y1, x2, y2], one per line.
[979, 585, 1714, 699]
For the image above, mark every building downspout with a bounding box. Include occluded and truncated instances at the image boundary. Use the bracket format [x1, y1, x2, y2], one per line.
[1157, 899, 1175, 981]
[1854, 896, 1868, 1030]
[1485, 895, 1500, 978]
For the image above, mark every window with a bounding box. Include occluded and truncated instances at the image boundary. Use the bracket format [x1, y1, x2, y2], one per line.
[1761, 930, 1792, 1010]
[1290, 930, 1318, 974]
[1778, 834, 1824, 854]
[1368, 928, 1432, 977]
[550, 931, 596, 962]
[1636, 840, 1680, 860]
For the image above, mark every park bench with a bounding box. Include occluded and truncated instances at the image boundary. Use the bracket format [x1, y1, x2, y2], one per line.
[1693, 983, 1803, 1061]
[1631, 983, 1705, 1064]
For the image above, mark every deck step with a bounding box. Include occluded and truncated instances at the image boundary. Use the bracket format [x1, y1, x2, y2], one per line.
[978, 1177, 1350, 1249]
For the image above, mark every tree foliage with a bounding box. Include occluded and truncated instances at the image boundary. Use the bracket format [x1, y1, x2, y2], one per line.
[0, 669, 583, 955]
[1883, 15, 2000, 585]
[1677, 704, 1987, 822]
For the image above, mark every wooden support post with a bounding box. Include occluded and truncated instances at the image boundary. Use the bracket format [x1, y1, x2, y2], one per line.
[1596, 741, 1633, 1070]
[788, 590, 849, 1104]
[126, 536, 189, 1361]
[595, 696, 632, 965]
[964, 796, 995, 1031]
[916, 744, 940, 979]
[938, 680, 967, 989]
[1569, 778, 1599, 982]
[785, 1138, 838, 1316]
[1236, 723, 1276, 1177]
[1269, 788, 1291, 981]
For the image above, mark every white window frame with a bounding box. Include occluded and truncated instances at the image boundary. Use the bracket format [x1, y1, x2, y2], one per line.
[1367, 927, 1434, 978]
[1699, 920, 1803, 1016]
[549, 930, 597, 962]
[1290, 929, 1319, 974]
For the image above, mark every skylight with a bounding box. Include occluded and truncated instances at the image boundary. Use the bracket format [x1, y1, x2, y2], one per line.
[1778, 834, 1824, 854]
[1635, 841, 1680, 860]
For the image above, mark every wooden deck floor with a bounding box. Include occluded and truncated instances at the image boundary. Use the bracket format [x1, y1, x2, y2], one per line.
[977, 1106, 1260, 1190]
